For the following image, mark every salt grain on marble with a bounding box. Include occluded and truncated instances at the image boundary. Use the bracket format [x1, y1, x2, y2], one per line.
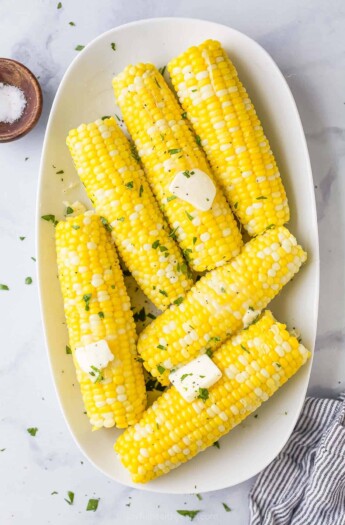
[0, 83, 26, 124]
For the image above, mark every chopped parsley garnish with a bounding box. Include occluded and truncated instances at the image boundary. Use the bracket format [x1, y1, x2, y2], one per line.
[75, 45, 85, 51]
[181, 112, 187, 119]
[51, 491, 58, 495]
[139, 184, 144, 197]
[152, 240, 160, 249]
[198, 388, 209, 402]
[256, 196, 267, 200]
[69, 21, 76, 26]
[157, 344, 166, 350]
[222, 503, 231, 512]
[167, 195, 177, 202]
[111, 42, 116, 51]
[66, 206, 74, 215]
[0, 284, 9, 291]
[86, 498, 99, 511]
[89, 366, 103, 383]
[117, 217, 125, 222]
[57, 2, 62, 8]
[183, 170, 192, 178]
[248, 306, 254, 311]
[154, 78, 161, 88]
[205, 348, 213, 358]
[181, 373, 192, 381]
[0, 449, 5, 452]
[195, 135, 202, 146]
[25, 157, 29, 161]
[133, 307, 146, 323]
[19, 236, 25, 241]
[82, 294, 92, 311]
[195, 493, 202, 501]
[157, 365, 166, 374]
[220, 287, 226, 293]
[100, 216, 113, 232]
[173, 297, 184, 306]
[101, 115, 110, 120]
[41, 214, 58, 226]
[183, 248, 193, 262]
[210, 336, 220, 343]
[213, 440, 220, 449]
[27, 427, 38, 437]
[148, 313, 156, 320]
[64, 491, 74, 505]
[264, 224, 275, 232]
[275, 362, 282, 368]
[234, 202, 238, 209]
[193, 237, 197, 245]
[168, 148, 182, 155]
[176, 510, 201, 521]
[159, 289, 168, 297]
[158, 65, 166, 76]
[185, 211, 194, 221]
[169, 226, 179, 240]
[71, 224, 80, 230]
[125, 181, 134, 189]
[159, 245, 168, 252]
[98, 311, 104, 319]
[241, 344, 249, 353]
[25, 277, 32, 285]
[31, 257, 36, 262]
[130, 142, 140, 162]
[65, 345, 72, 354]
[56, 169, 64, 175]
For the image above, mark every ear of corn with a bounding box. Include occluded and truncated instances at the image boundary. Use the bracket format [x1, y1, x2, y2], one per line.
[112, 63, 243, 273]
[115, 310, 310, 483]
[66, 118, 193, 311]
[137, 226, 307, 385]
[55, 212, 146, 429]
[168, 40, 290, 236]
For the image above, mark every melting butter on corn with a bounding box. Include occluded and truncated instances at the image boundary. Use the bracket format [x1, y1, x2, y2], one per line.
[169, 354, 222, 402]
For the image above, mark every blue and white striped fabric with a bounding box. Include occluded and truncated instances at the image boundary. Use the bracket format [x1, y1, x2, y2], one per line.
[249, 393, 345, 525]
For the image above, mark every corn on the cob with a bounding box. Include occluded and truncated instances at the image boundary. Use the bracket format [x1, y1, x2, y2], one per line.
[66, 118, 193, 311]
[115, 310, 310, 483]
[113, 64, 243, 273]
[137, 226, 306, 385]
[55, 212, 146, 429]
[168, 40, 290, 236]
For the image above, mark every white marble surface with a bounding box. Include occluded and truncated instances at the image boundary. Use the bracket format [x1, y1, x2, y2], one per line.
[0, 0, 344, 523]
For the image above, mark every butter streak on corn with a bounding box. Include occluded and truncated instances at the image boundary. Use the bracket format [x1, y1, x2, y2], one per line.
[113, 63, 242, 272]
[115, 310, 310, 483]
[67, 118, 192, 311]
[137, 226, 307, 385]
[168, 40, 290, 236]
[56, 212, 146, 429]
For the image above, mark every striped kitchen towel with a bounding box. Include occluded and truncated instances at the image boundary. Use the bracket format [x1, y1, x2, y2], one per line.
[249, 393, 345, 525]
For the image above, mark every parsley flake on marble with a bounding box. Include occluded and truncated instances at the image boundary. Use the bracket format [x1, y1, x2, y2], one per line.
[86, 498, 99, 511]
[176, 510, 201, 521]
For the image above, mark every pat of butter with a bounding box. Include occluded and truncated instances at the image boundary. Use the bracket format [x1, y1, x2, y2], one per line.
[75, 340, 114, 382]
[168, 168, 216, 211]
[169, 354, 222, 402]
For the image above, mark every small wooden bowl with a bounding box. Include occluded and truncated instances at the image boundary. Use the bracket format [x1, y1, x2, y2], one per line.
[0, 58, 43, 142]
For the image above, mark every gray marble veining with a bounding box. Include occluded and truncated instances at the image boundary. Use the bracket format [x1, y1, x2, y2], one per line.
[0, 0, 344, 523]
